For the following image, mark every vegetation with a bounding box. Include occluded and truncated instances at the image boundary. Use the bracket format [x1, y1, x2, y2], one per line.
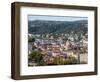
[28, 20, 87, 35]
[28, 37, 35, 42]
[29, 51, 77, 66]
[28, 51, 47, 66]
[53, 56, 77, 65]
[64, 56, 77, 64]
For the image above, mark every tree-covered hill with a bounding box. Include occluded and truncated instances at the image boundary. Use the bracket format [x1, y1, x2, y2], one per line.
[28, 20, 88, 34]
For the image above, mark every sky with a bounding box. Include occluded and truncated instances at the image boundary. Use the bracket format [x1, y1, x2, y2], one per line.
[28, 15, 87, 21]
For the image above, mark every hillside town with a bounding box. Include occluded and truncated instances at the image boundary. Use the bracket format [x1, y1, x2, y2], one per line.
[28, 32, 88, 66]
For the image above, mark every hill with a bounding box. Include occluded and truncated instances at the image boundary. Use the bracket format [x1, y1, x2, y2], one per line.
[28, 20, 88, 34]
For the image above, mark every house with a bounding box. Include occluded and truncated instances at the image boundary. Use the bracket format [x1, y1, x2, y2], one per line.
[52, 52, 60, 57]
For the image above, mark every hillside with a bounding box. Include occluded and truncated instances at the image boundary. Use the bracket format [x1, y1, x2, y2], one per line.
[28, 20, 88, 34]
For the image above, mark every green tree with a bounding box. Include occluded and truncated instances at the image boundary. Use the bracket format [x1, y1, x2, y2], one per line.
[28, 37, 35, 42]
[28, 51, 46, 66]
[53, 57, 65, 65]
[53, 56, 77, 65]
[64, 56, 77, 64]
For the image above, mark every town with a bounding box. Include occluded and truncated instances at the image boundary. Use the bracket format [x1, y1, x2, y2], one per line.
[28, 32, 88, 66]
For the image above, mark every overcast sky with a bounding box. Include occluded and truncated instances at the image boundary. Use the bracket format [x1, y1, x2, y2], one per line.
[28, 15, 87, 21]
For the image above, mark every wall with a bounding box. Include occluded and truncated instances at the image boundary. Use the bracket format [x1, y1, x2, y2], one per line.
[0, 0, 100, 82]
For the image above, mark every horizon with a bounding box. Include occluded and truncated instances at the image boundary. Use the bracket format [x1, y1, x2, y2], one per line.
[28, 15, 88, 22]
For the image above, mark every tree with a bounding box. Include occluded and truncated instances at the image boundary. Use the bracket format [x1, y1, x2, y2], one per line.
[64, 56, 77, 64]
[28, 37, 35, 42]
[28, 51, 46, 66]
[53, 56, 65, 65]
[53, 55, 77, 65]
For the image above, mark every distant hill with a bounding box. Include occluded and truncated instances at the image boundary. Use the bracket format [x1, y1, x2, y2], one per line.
[28, 20, 88, 34]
